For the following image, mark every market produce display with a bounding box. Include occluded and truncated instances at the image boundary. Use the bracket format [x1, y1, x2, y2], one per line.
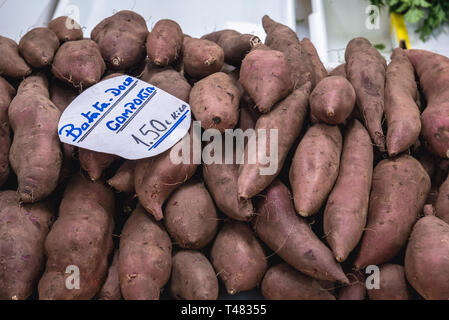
[1, 11, 449, 301]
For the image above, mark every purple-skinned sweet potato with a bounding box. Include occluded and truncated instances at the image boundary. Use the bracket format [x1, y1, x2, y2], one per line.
[406, 49, 449, 158]
[238, 82, 311, 199]
[385, 48, 421, 157]
[91, 11, 148, 70]
[367, 264, 411, 300]
[289, 123, 342, 217]
[345, 37, 387, 151]
[183, 38, 224, 79]
[0, 191, 54, 300]
[52, 40, 106, 90]
[253, 180, 349, 284]
[323, 120, 373, 262]
[165, 180, 218, 249]
[19, 28, 59, 68]
[49, 16, 83, 42]
[240, 39, 293, 113]
[108, 161, 136, 194]
[0, 77, 15, 187]
[261, 263, 336, 300]
[9, 74, 62, 203]
[354, 155, 430, 269]
[170, 250, 218, 300]
[329, 64, 346, 77]
[147, 19, 183, 67]
[338, 271, 366, 300]
[405, 214, 449, 300]
[0, 36, 32, 78]
[38, 174, 115, 300]
[79, 149, 118, 182]
[211, 221, 267, 295]
[436, 175, 449, 224]
[119, 205, 172, 300]
[97, 250, 122, 300]
[141, 67, 191, 103]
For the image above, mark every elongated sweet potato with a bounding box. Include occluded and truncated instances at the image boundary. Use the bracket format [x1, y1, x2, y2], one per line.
[385, 48, 421, 156]
[9, 74, 62, 202]
[406, 49, 449, 158]
[338, 272, 366, 300]
[323, 120, 373, 262]
[91, 11, 148, 70]
[290, 123, 342, 217]
[141, 67, 191, 102]
[345, 37, 387, 151]
[240, 41, 293, 113]
[211, 221, 267, 295]
[119, 205, 172, 300]
[183, 38, 224, 79]
[254, 180, 348, 284]
[367, 264, 411, 300]
[436, 175, 449, 224]
[79, 149, 118, 182]
[261, 263, 335, 300]
[0, 191, 54, 300]
[262, 15, 326, 88]
[98, 250, 122, 300]
[405, 214, 449, 299]
[135, 129, 198, 221]
[108, 161, 136, 194]
[170, 250, 218, 300]
[19, 28, 59, 68]
[49, 16, 83, 42]
[238, 82, 311, 199]
[147, 19, 183, 66]
[52, 40, 106, 90]
[38, 174, 115, 300]
[202, 30, 256, 67]
[190, 72, 241, 133]
[0, 36, 32, 78]
[310, 76, 355, 125]
[49, 78, 78, 113]
[329, 64, 346, 77]
[165, 180, 218, 249]
[0, 77, 15, 187]
[354, 155, 430, 269]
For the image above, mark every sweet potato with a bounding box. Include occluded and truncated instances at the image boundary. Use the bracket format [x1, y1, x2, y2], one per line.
[406, 49, 449, 158]
[165, 180, 218, 249]
[323, 120, 373, 262]
[0, 36, 32, 78]
[189, 72, 241, 133]
[254, 180, 348, 284]
[135, 129, 198, 221]
[290, 124, 343, 217]
[108, 161, 136, 194]
[141, 67, 191, 103]
[147, 19, 183, 66]
[52, 40, 106, 90]
[9, 74, 62, 202]
[79, 149, 118, 182]
[262, 15, 326, 88]
[240, 40, 293, 113]
[49, 78, 78, 113]
[19, 28, 59, 68]
[98, 250, 122, 300]
[119, 205, 172, 300]
[345, 37, 387, 151]
[91, 11, 148, 70]
[385, 48, 421, 156]
[170, 250, 218, 300]
[238, 100, 260, 132]
[405, 214, 449, 299]
[183, 38, 224, 79]
[354, 155, 430, 269]
[338, 272, 366, 300]
[261, 263, 335, 300]
[436, 176, 449, 224]
[49, 16, 83, 42]
[367, 264, 411, 300]
[211, 221, 267, 295]
[38, 174, 115, 300]
[0, 77, 15, 187]
[238, 82, 311, 199]
[309, 76, 355, 125]
[0, 191, 54, 300]
[201, 30, 256, 67]
[329, 64, 346, 77]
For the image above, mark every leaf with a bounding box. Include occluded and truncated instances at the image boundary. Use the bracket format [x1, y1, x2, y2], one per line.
[374, 43, 386, 50]
[405, 7, 425, 23]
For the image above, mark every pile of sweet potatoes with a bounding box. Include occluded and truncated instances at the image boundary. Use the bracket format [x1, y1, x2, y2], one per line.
[1, 11, 449, 301]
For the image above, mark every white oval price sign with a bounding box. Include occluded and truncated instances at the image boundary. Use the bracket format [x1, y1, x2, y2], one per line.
[58, 75, 191, 160]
